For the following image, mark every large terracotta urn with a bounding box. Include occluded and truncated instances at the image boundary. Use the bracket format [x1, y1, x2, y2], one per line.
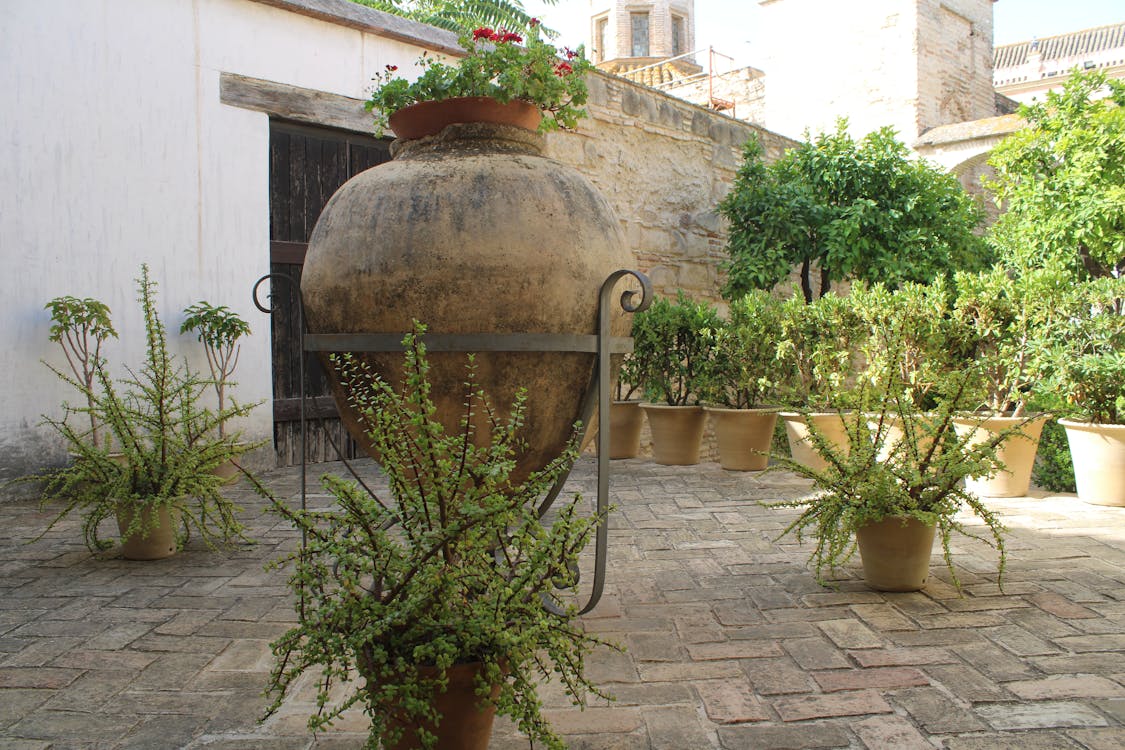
[301, 121, 634, 478]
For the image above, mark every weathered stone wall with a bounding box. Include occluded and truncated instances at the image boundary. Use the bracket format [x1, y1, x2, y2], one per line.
[547, 70, 796, 306]
[916, 0, 997, 134]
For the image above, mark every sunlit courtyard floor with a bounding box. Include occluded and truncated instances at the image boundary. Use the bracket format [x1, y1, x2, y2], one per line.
[2, 456, 1123, 749]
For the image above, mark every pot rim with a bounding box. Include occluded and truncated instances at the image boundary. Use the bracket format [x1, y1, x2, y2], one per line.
[639, 402, 704, 412]
[1058, 418, 1125, 432]
[703, 405, 781, 414]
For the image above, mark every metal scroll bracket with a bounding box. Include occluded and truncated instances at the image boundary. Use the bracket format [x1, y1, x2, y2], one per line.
[252, 268, 653, 616]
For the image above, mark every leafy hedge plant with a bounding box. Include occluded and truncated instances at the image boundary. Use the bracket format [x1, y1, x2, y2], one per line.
[631, 292, 721, 406]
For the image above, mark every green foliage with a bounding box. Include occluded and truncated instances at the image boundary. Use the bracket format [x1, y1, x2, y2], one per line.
[851, 278, 965, 410]
[351, 0, 554, 36]
[719, 123, 987, 302]
[774, 292, 862, 410]
[631, 292, 722, 406]
[951, 265, 1081, 416]
[765, 374, 1009, 592]
[181, 301, 253, 437]
[44, 296, 118, 449]
[34, 266, 258, 553]
[258, 325, 608, 749]
[1032, 418, 1077, 493]
[366, 21, 591, 136]
[1040, 276, 1125, 424]
[696, 290, 784, 409]
[613, 352, 642, 401]
[987, 70, 1125, 279]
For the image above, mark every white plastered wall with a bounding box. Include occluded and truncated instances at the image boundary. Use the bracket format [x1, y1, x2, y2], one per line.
[0, 0, 436, 486]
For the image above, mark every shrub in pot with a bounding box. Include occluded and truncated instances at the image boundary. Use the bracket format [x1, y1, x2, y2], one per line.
[1049, 277, 1125, 506]
[775, 292, 862, 471]
[257, 327, 609, 749]
[949, 266, 1077, 496]
[632, 292, 721, 465]
[33, 266, 258, 559]
[697, 290, 783, 471]
[766, 374, 1009, 592]
[608, 351, 645, 459]
[851, 279, 964, 461]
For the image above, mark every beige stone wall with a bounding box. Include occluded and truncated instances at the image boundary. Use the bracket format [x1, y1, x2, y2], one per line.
[546, 70, 796, 307]
[916, 0, 996, 134]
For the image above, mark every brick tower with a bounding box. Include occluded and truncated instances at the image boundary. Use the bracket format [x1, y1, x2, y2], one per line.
[590, 1, 702, 85]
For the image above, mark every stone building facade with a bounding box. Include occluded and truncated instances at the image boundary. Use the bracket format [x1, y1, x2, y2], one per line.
[994, 21, 1125, 104]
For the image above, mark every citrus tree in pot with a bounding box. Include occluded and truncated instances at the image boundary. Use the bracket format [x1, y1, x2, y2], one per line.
[633, 292, 721, 465]
[766, 372, 1010, 593]
[949, 265, 1076, 497]
[257, 327, 609, 749]
[775, 291, 862, 472]
[34, 266, 257, 559]
[1051, 276, 1125, 506]
[609, 350, 645, 459]
[698, 289, 783, 471]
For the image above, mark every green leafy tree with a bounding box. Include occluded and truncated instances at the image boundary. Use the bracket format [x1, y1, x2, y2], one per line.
[986, 70, 1125, 279]
[720, 122, 988, 302]
[351, 0, 555, 35]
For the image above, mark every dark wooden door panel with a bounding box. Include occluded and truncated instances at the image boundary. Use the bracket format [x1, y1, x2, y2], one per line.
[268, 120, 392, 466]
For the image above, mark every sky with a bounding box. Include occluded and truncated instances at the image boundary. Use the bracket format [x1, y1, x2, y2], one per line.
[523, 0, 1125, 66]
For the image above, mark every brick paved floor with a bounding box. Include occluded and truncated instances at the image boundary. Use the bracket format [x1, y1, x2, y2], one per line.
[2, 457, 1123, 749]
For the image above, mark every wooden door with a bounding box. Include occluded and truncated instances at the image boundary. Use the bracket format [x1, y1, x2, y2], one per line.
[268, 120, 391, 465]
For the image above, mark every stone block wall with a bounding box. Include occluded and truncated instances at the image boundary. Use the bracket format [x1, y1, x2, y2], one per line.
[665, 65, 768, 126]
[916, 0, 997, 135]
[547, 70, 795, 307]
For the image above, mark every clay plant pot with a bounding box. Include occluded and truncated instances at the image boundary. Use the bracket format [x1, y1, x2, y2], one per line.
[609, 400, 644, 459]
[639, 404, 706, 465]
[388, 97, 542, 140]
[302, 121, 633, 484]
[868, 412, 938, 464]
[381, 662, 501, 750]
[115, 501, 178, 561]
[855, 516, 937, 592]
[952, 413, 1047, 498]
[1059, 419, 1125, 507]
[705, 407, 778, 471]
[779, 412, 851, 473]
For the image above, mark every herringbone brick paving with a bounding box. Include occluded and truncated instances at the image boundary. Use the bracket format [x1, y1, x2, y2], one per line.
[2, 457, 1123, 749]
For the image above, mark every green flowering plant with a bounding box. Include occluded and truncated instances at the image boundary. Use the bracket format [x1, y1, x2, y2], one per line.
[365, 20, 593, 136]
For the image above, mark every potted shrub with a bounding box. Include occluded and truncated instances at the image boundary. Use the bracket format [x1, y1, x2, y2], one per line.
[767, 374, 1009, 592]
[851, 279, 964, 461]
[366, 22, 593, 139]
[33, 266, 257, 559]
[775, 292, 862, 471]
[949, 266, 1075, 497]
[1052, 277, 1125, 506]
[180, 301, 256, 481]
[43, 295, 118, 452]
[257, 326, 609, 749]
[698, 289, 783, 471]
[609, 351, 645, 459]
[633, 292, 721, 465]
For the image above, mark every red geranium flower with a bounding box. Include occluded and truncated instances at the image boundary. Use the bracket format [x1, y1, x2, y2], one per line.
[554, 62, 573, 77]
[473, 27, 495, 41]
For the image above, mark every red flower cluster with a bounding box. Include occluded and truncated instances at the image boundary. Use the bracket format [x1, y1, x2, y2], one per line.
[563, 47, 579, 60]
[554, 61, 574, 77]
[472, 27, 523, 44]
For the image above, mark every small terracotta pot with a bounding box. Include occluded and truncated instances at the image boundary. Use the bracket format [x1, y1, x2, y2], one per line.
[705, 407, 778, 471]
[1060, 419, 1125, 507]
[855, 516, 937, 592]
[389, 97, 542, 140]
[639, 404, 706, 465]
[952, 413, 1047, 497]
[779, 412, 851, 472]
[381, 662, 501, 750]
[609, 400, 644, 459]
[115, 501, 178, 561]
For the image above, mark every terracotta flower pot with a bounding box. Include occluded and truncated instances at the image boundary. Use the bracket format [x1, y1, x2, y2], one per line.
[115, 501, 177, 561]
[609, 400, 644, 459]
[381, 662, 501, 750]
[302, 121, 633, 483]
[388, 97, 542, 140]
[952, 413, 1047, 497]
[639, 404, 706, 465]
[855, 516, 937, 592]
[705, 407, 778, 471]
[779, 412, 851, 473]
[1060, 419, 1125, 507]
